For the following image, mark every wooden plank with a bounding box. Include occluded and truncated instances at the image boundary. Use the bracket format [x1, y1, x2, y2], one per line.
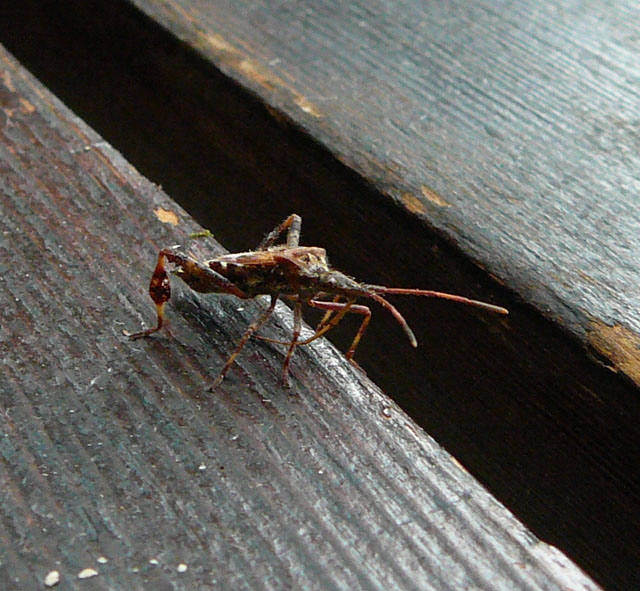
[126, 0, 640, 383]
[105, 4, 640, 590]
[0, 45, 600, 590]
[1, 3, 639, 590]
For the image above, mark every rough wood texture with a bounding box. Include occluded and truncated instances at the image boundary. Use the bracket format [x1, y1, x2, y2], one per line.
[0, 46, 600, 590]
[2, 3, 640, 590]
[128, 0, 640, 384]
[1, 2, 640, 591]
[93, 3, 640, 588]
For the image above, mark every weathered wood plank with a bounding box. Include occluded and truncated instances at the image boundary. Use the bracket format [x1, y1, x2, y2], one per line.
[93, 4, 640, 589]
[127, 0, 640, 383]
[1, 3, 640, 590]
[0, 0, 640, 591]
[0, 45, 599, 590]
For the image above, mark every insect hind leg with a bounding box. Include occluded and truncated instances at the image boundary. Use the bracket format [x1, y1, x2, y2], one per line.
[126, 250, 172, 339]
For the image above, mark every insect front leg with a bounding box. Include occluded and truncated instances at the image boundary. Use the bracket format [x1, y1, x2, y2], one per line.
[308, 298, 371, 360]
[258, 214, 302, 249]
[253, 297, 372, 361]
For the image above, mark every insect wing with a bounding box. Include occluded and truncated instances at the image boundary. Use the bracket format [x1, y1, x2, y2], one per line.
[213, 251, 278, 267]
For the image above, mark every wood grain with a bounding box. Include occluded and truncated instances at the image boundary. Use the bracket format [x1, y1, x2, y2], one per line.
[70, 2, 640, 588]
[3, 1, 640, 589]
[0, 45, 600, 590]
[129, 0, 640, 384]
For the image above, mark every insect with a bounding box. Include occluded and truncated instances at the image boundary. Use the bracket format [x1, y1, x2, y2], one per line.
[128, 214, 508, 388]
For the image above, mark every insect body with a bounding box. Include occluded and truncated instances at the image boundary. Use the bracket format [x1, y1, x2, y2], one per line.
[128, 214, 508, 388]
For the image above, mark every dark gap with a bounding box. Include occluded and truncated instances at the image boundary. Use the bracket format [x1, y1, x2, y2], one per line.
[1, 3, 639, 590]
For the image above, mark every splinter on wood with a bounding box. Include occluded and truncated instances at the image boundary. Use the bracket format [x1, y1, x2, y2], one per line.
[127, 214, 508, 387]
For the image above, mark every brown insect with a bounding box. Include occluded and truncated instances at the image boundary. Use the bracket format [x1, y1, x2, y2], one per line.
[128, 214, 508, 388]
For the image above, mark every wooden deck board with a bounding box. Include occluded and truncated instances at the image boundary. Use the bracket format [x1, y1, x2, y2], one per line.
[0, 46, 599, 590]
[96, 3, 640, 588]
[127, 0, 640, 384]
[4, 1, 640, 588]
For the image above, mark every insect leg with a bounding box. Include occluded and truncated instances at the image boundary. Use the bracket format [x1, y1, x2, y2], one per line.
[127, 250, 172, 339]
[308, 299, 371, 359]
[314, 295, 341, 332]
[211, 294, 279, 389]
[253, 296, 352, 346]
[169, 251, 248, 298]
[127, 248, 251, 340]
[258, 214, 302, 249]
[254, 298, 371, 360]
[280, 298, 304, 385]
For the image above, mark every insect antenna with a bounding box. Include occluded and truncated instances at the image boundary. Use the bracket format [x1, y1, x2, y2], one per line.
[363, 286, 508, 347]
[370, 286, 508, 314]
[364, 291, 419, 347]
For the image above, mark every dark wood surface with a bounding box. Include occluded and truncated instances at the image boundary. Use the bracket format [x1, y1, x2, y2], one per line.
[111, 4, 640, 589]
[0, 45, 600, 590]
[128, 0, 640, 385]
[86, 2, 640, 589]
[2, 2, 640, 590]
